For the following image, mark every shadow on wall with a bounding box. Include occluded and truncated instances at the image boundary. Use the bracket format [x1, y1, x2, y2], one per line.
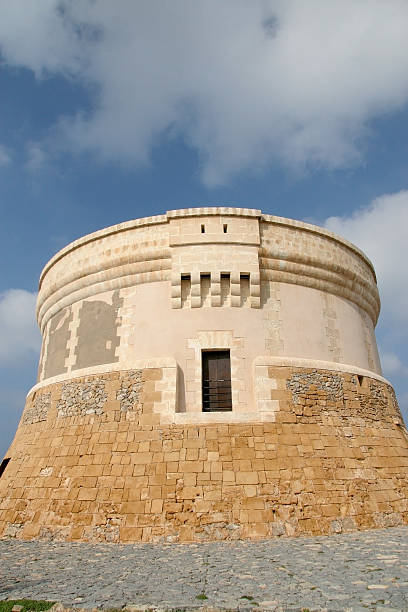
[177, 365, 186, 413]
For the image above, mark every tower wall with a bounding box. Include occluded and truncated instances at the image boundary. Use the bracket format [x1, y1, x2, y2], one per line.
[1, 208, 407, 542]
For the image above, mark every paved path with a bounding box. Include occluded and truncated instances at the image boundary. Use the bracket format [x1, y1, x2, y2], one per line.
[1, 527, 408, 611]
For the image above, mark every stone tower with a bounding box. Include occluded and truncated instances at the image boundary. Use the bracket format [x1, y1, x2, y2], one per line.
[1, 208, 407, 542]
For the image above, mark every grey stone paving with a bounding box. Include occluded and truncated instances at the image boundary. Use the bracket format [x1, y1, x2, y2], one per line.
[1, 527, 408, 611]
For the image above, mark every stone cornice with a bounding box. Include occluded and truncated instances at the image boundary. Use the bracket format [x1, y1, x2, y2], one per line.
[36, 207, 380, 330]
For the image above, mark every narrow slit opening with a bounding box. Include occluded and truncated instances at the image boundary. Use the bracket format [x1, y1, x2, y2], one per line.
[0, 457, 10, 478]
[357, 375, 365, 386]
[223, 224, 228, 233]
[201, 224, 205, 233]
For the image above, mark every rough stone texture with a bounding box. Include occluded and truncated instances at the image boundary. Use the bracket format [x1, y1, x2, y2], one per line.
[356, 378, 398, 422]
[3, 522, 23, 538]
[57, 378, 107, 418]
[22, 392, 51, 425]
[1, 366, 407, 544]
[286, 370, 344, 403]
[285, 368, 404, 427]
[116, 369, 143, 412]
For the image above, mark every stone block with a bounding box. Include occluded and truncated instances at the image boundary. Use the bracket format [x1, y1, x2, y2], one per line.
[178, 461, 204, 473]
[178, 486, 203, 500]
[77, 488, 97, 501]
[120, 526, 143, 541]
[236, 472, 259, 485]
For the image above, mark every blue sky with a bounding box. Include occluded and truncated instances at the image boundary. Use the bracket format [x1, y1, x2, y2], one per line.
[1, 1, 408, 457]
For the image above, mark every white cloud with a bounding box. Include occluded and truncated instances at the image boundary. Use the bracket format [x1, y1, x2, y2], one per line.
[325, 190, 408, 331]
[25, 142, 47, 173]
[0, 0, 86, 77]
[0, 1, 408, 184]
[0, 290, 41, 365]
[0, 145, 11, 166]
[380, 351, 408, 378]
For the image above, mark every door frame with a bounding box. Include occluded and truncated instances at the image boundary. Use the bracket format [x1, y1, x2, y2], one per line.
[202, 349, 232, 412]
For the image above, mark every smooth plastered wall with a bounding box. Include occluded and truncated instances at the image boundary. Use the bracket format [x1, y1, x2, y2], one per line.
[35, 208, 381, 418]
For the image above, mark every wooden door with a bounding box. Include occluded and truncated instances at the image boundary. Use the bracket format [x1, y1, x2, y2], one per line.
[202, 351, 232, 411]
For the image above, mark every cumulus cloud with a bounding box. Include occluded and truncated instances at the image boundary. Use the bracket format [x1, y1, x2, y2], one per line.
[0, 290, 41, 365]
[0, 145, 11, 166]
[0, 1, 408, 184]
[380, 351, 408, 378]
[325, 190, 408, 333]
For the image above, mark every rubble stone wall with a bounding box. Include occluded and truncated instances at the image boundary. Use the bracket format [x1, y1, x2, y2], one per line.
[21, 392, 51, 426]
[1, 366, 407, 543]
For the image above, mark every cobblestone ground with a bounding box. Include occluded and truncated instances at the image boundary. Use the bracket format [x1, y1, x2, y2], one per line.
[1, 527, 408, 611]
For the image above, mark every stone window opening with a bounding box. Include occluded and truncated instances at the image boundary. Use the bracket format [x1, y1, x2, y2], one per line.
[357, 375, 365, 387]
[202, 350, 232, 412]
[0, 457, 10, 478]
[201, 224, 205, 233]
[223, 224, 228, 233]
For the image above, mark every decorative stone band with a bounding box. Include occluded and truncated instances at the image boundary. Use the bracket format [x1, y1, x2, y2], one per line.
[254, 355, 389, 381]
[36, 208, 380, 333]
[260, 256, 379, 324]
[26, 355, 396, 426]
[38, 213, 169, 287]
[38, 258, 170, 334]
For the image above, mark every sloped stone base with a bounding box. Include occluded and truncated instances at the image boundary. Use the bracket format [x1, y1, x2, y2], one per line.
[1, 366, 408, 542]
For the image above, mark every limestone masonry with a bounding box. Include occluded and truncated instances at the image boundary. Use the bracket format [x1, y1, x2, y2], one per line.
[1, 207, 407, 542]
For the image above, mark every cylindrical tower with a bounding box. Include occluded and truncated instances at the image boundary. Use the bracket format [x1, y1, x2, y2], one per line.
[1, 208, 407, 542]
